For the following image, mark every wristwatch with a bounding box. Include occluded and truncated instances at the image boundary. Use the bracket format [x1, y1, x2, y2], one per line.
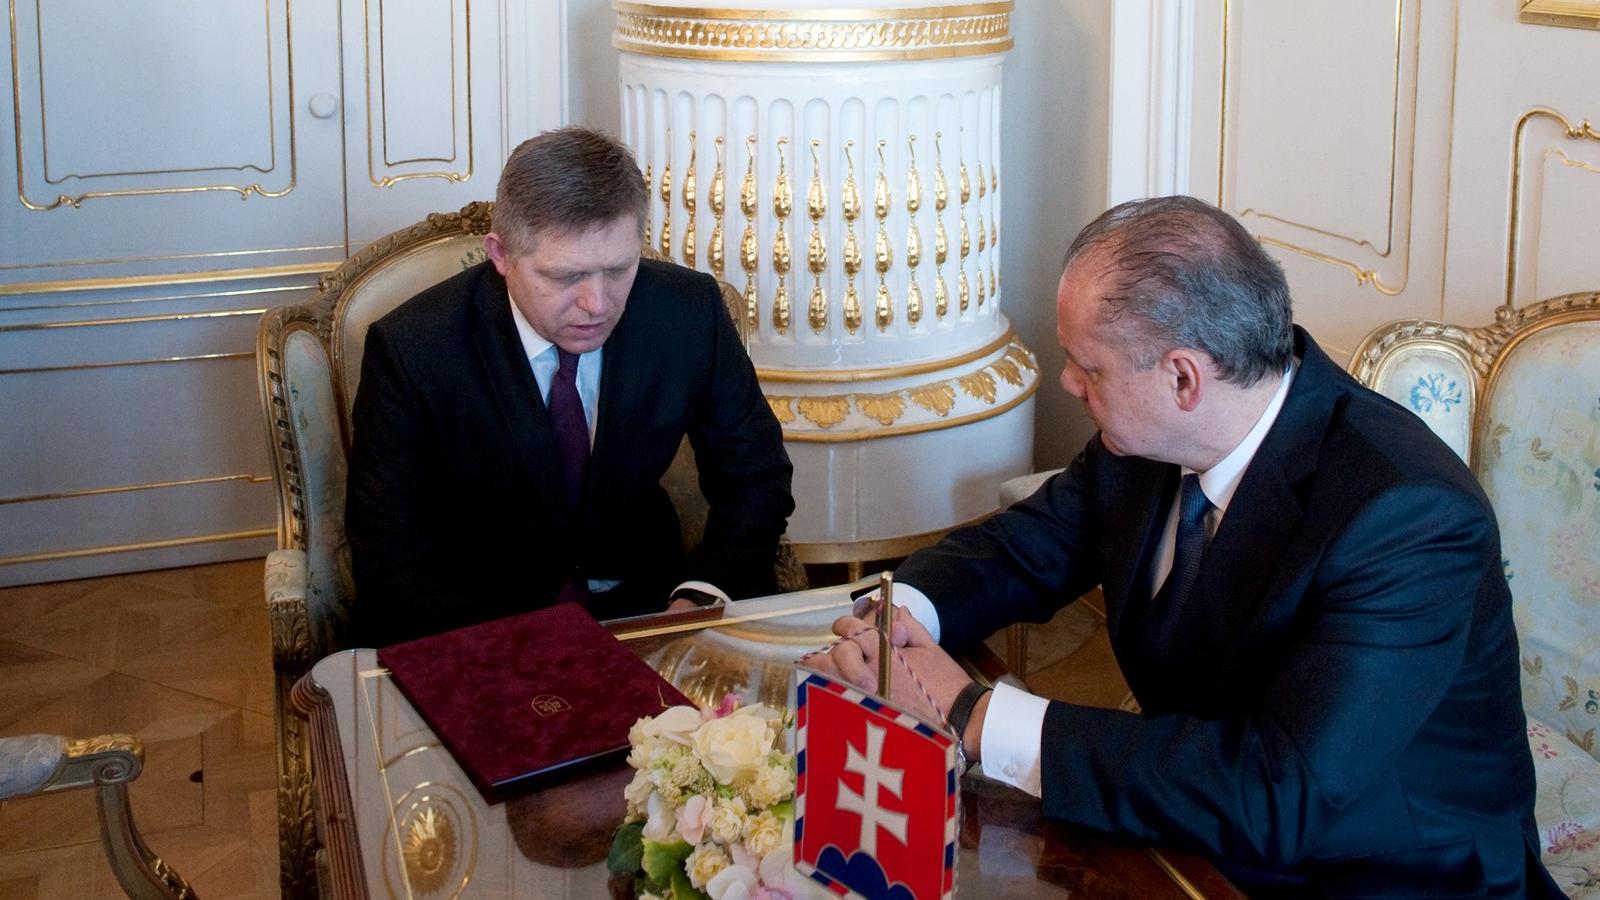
[946, 680, 992, 749]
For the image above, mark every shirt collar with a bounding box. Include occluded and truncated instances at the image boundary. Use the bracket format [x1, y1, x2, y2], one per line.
[1184, 360, 1298, 515]
[508, 292, 554, 362]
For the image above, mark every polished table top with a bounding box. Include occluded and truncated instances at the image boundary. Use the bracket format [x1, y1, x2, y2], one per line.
[296, 583, 1243, 899]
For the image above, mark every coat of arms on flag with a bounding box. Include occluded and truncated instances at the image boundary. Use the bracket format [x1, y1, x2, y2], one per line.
[792, 666, 959, 899]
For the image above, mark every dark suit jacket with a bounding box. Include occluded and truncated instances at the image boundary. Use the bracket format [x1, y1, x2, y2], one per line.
[898, 328, 1559, 898]
[347, 259, 793, 647]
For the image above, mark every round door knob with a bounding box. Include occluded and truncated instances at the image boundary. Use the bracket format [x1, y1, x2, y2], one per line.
[308, 93, 340, 119]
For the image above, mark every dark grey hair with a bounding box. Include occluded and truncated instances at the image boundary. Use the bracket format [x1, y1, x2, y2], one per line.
[492, 127, 648, 255]
[1062, 195, 1293, 386]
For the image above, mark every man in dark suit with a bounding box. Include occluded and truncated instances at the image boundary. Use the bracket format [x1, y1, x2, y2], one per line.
[823, 197, 1558, 896]
[347, 128, 794, 646]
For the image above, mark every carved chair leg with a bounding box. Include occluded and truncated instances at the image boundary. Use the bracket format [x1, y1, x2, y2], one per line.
[277, 692, 321, 900]
[94, 781, 200, 900]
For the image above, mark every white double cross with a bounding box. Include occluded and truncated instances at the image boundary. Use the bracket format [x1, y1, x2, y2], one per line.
[835, 722, 909, 856]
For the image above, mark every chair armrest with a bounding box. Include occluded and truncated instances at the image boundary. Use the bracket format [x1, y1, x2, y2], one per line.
[0, 734, 67, 800]
[999, 469, 1063, 507]
[265, 549, 313, 671]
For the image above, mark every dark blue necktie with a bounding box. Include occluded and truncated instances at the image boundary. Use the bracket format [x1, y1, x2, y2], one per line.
[1149, 474, 1212, 649]
[548, 349, 589, 512]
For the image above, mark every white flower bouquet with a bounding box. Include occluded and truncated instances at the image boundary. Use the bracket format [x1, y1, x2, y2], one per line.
[608, 694, 806, 900]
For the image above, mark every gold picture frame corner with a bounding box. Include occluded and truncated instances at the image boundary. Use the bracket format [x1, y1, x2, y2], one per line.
[1518, 0, 1600, 30]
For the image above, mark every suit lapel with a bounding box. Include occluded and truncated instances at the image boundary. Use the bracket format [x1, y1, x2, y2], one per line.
[469, 269, 568, 510]
[1103, 455, 1178, 637]
[580, 268, 651, 529]
[1180, 328, 1340, 667]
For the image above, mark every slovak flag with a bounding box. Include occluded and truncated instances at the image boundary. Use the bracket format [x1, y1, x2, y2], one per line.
[792, 666, 959, 899]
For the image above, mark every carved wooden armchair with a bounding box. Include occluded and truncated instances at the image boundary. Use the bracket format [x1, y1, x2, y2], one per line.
[0, 733, 198, 899]
[255, 201, 801, 898]
[1351, 291, 1600, 892]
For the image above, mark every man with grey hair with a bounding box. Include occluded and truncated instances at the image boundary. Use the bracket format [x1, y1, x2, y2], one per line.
[823, 197, 1557, 896]
[348, 127, 793, 646]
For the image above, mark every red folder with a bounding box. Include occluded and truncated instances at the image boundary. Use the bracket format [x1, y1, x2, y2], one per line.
[377, 602, 693, 803]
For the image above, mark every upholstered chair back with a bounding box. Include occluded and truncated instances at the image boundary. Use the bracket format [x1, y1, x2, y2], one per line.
[1354, 293, 1600, 885]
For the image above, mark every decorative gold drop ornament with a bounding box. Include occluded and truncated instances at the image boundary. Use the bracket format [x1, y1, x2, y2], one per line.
[975, 159, 987, 308]
[709, 137, 726, 279]
[874, 140, 894, 331]
[841, 140, 864, 334]
[772, 137, 793, 334]
[933, 132, 950, 320]
[682, 133, 698, 266]
[905, 136, 924, 326]
[644, 164, 654, 249]
[401, 806, 457, 895]
[740, 136, 760, 329]
[659, 130, 674, 259]
[958, 146, 972, 313]
[807, 141, 829, 334]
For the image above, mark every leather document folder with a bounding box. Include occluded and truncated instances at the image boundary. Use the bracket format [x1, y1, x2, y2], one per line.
[377, 602, 692, 803]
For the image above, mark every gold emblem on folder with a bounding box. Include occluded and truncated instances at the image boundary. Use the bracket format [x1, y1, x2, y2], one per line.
[530, 695, 571, 717]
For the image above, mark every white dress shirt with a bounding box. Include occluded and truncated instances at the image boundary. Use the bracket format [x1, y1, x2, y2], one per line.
[894, 361, 1298, 795]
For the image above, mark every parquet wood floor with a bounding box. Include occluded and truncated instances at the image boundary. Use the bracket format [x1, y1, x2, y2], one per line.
[0, 559, 278, 900]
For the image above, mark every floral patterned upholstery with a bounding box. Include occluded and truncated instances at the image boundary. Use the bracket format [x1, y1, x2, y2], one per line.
[1353, 293, 1600, 896]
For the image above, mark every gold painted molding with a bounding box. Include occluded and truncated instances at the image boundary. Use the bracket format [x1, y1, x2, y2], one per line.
[0, 350, 254, 376]
[758, 327, 1013, 383]
[0, 527, 275, 567]
[613, 2, 1013, 62]
[0, 473, 271, 506]
[1505, 107, 1600, 309]
[0, 262, 336, 296]
[1519, 0, 1600, 28]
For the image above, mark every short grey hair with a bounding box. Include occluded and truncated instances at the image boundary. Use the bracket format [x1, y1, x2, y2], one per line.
[492, 127, 648, 256]
[1062, 196, 1293, 386]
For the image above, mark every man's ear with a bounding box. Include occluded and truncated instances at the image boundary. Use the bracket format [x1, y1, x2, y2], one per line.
[1168, 349, 1206, 413]
[483, 232, 512, 277]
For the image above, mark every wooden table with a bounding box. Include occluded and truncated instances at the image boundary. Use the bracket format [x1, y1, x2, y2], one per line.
[293, 584, 1243, 899]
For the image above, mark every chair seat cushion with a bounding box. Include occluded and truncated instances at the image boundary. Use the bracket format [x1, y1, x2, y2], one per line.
[1529, 715, 1600, 896]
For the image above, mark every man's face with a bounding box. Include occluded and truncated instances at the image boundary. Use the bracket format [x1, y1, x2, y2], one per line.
[485, 213, 641, 354]
[1055, 259, 1181, 460]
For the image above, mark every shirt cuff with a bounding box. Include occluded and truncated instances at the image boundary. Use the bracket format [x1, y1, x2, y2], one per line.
[671, 581, 731, 605]
[851, 582, 941, 644]
[979, 681, 1047, 797]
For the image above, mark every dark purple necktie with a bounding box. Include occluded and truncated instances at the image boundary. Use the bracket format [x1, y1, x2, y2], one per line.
[548, 348, 590, 512]
[1148, 474, 1212, 650]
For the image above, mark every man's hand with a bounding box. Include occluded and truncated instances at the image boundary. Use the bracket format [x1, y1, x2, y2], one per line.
[823, 607, 984, 757]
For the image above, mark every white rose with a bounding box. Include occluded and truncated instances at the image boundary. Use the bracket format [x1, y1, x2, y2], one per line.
[693, 710, 775, 785]
[743, 810, 784, 858]
[643, 791, 678, 843]
[644, 705, 703, 745]
[708, 796, 747, 845]
[745, 763, 794, 809]
[624, 768, 654, 819]
[686, 842, 730, 889]
[705, 863, 759, 900]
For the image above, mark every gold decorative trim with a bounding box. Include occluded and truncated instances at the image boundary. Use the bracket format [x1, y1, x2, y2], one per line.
[1144, 847, 1210, 900]
[1504, 107, 1600, 309]
[613, 2, 1013, 62]
[0, 473, 271, 505]
[0, 308, 265, 331]
[0, 261, 336, 296]
[772, 136, 793, 333]
[365, 0, 475, 187]
[758, 326, 1012, 382]
[0, 242, 342, 274]
[10, 0, 298, 209]
[1, 282, 305, 314]
[0, 350, 253, 376]
[1519, 0, 1600, 28]
[0, 527, 274, 567]
[796, 395, 849, 429]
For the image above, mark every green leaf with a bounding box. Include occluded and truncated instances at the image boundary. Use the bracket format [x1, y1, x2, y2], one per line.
[607, 822, 645, 876]
[670, 868, 711, 900]
[1565, 676, 1581, 698]
[769, 799, 795, 820]
[641, 838, 693, 883]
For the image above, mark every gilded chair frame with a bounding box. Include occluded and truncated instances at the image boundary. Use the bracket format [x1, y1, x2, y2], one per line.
[1349, 290, 1600, 472]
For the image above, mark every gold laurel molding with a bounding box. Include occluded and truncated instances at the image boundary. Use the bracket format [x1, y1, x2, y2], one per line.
[11, 0, 297, 210]
[1504, 107, 1600, 309]
[780, 373, 1037, 443]
[0, 262, 336, 296]
[768, 339, 1038, 441]
[0, 473, 271, 506]
[758, 327, 1013, 383]
[0, 527, 274, 567]
[612, 2, 1013, 62]
[1519, 0, 1600, 28]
